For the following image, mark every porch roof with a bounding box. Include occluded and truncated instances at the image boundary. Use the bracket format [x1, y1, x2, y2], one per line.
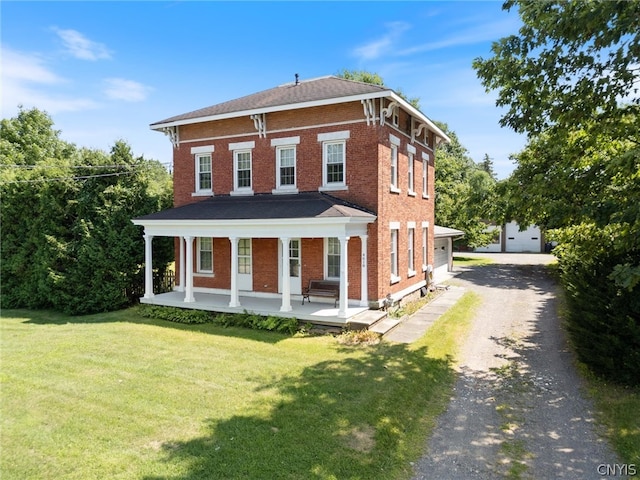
[132, 192, 376, 238]
[135, 192, 375, 222]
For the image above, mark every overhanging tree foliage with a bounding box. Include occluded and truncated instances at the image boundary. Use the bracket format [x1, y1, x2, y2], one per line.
[435, 123, 500, 248]
[474, 0, 640, 384]
[337, 70, 500, 246]
[1, 108, 173, 315]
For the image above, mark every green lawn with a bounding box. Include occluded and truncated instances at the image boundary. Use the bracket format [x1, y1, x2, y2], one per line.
[0, 298, 478, 480]
[453, 254, 495, 267]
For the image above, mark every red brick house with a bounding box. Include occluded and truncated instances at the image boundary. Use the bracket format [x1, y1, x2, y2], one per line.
[133, 75, 450, 323]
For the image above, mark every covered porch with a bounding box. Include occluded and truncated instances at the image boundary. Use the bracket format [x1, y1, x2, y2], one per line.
[132, 192, 377, 320]
[140, 290, 369, 326]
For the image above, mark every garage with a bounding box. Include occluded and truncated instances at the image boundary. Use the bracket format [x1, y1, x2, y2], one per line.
[433, 225, 464, 283]
[504, 221, 542, 252]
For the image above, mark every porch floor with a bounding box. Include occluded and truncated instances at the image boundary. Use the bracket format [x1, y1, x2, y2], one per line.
[140, 291, 370, 326]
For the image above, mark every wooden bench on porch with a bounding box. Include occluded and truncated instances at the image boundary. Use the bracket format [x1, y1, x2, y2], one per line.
[302, 279, 340, 307]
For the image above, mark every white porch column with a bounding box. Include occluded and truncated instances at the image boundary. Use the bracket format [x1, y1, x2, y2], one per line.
[229, 236, 241, 308]
[184, 236, 195, 303]
[360, 234, 368, 307]
[143, 234, 154, 299]
[280, 237, 292, 312]
[338, 235, 350, 318]
[178, 237, 185, 292]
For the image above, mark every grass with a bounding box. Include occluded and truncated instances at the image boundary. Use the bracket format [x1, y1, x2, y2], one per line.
[0, 298, 479, 480]
[549, 272, 640, 467]
[580, 369, 640, 466]
[452, 255, 495, 267]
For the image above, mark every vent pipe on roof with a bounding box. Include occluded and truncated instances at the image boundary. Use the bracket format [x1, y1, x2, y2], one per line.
[295, 73, 299, 86]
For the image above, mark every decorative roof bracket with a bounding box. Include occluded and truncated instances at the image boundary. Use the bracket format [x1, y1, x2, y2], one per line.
[361, 99, 376, 126]
[411, 121, 428, 144]
[251, 113, 267, 138]
[161, 126, 180, 148]
[380, 100, 399, 126]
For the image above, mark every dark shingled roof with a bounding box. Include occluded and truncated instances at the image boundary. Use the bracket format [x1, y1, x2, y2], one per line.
[134, 192, 376, 222]
[151, 76, 391, 127]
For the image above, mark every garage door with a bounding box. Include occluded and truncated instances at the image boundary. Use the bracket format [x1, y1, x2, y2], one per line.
[504, 222, 542, 252]
[433, 238, 449, 280]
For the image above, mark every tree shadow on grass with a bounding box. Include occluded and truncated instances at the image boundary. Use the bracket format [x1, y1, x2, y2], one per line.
[144, 343, 455, 480]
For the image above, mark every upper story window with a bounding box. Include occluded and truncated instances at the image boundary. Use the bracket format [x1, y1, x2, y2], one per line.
[230, 141, 255, 196]
[422, 152, 429, 199]
[272, 136, 300, 194]
[407, 144, 416, 196]
[390, 134, 401, 193]
[318, 131, 350, 192]
[191, 145, 214, 196]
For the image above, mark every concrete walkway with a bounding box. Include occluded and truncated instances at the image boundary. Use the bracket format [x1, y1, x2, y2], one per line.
[384, 286, 466, 343]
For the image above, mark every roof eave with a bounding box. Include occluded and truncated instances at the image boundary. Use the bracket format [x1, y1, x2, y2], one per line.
[388, 92, 451, 145]
[150, 90, 393, 131]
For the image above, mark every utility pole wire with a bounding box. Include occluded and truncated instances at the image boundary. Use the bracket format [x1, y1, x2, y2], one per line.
[0, 171, 135, 184]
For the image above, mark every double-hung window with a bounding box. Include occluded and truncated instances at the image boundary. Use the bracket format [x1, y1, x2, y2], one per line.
[238, 238, 252, 274]
[422, 223, 429, 271]
[407, 145, 416, 196]
[191, 145, 215, 195]
[422, 152, 429, 198]
[197, 237, 213, 274]
[326, 237, 341, 279]
[326, 142, 344, 184]
[408, 225, 416, 277]
[235, 151, 251, 189]
[230, 141, 255, 195]
[318, 131, 349, 191]
[278, 147, 295, 187]
[271, 136, 300, 194]
[390, 134, 401, 193]
[390, 223, 400, 284]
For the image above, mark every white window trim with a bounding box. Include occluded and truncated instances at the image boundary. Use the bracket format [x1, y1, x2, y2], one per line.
[237, 238, 252, 274]
[422, 222, 429, 271]
[319, 139, 348, 191]
[422, 152, 430, 199]
[324, 237, 341, 280]
[191, 146, 214, 196]
[231, 149, 254, 196]
[408, 152, 416, 196]
[390, 225, 400, 284]
[390, 134, 401, 193]
[273, 144, 299, 194]
[408, 226, 416, 277]
[196, 237, 214, 275]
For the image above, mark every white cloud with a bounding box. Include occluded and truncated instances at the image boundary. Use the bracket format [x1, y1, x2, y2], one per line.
[1, 47, 63, 84]
[1, 46, 98, 116]
[352, 21, 411, 60]
[53, 27, 112, 61]
[103, 78, 152, 102]
[399, 18, 519, 56]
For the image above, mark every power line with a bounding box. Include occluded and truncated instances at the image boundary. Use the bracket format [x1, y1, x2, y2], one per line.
[1, 171, 135, 184]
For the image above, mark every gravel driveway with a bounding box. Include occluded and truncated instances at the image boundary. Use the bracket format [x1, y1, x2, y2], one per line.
[413, 253, 623, 479]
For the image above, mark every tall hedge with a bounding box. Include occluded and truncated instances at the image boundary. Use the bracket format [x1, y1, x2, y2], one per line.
[552, 224, 640, 385]
[1, 108, 173, 315]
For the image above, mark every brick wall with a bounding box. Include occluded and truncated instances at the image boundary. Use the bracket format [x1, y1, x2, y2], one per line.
[171, 99, 436, 305]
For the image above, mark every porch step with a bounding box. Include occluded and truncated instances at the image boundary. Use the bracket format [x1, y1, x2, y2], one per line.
[348, 309, 394, 333]
[368, 317, 401, 335]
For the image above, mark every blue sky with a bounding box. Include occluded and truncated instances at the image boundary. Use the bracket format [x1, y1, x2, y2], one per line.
[2, 1, 525, 178]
